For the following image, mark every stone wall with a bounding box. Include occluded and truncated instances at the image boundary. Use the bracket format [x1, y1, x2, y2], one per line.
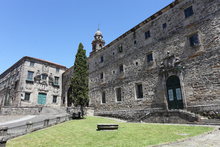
[0, 107, 42, 115]
[88, 0, 220, 119]
[67, 107, 94, 116]
[95, 109, 200, 123]
[62, 66, 74, 107]
[0, 62, 23, 107]
[187, 104, 220, 119]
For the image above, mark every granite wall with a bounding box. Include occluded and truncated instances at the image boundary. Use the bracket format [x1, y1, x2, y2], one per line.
[88, 0, 220, 120]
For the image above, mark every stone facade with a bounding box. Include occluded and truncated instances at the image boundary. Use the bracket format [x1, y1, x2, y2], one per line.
[88, 0, 220, 120]
[0, 56, 67, 108]
[62, 66, 74, 107]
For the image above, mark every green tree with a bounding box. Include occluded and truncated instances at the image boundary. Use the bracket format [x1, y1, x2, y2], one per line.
[70, 43, 89, 117]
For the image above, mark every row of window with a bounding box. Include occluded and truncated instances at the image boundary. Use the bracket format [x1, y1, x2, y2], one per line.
[99, 31, 200, 70]
[27, 71, 59, 85]
[0, 73, 19, 89]
[0, 69, 20, 89]
[24, 92, 58, 103]
[101, 83, 144, 104]
[99, 53, 153, 80]
[99, 44, 123, 63]
[98, 6, 196, 64]
[98, 32, 199, 82]
[144, 6, 194, 39]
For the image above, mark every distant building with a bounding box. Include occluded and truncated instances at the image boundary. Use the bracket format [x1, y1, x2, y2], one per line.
[88, 0, 220, 121]
[0, 56, 67, 107]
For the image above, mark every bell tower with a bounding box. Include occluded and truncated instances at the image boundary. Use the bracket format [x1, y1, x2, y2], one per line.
[92, 29, 105, 52]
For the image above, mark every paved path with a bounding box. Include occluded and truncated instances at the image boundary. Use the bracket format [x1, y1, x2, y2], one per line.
[154, 128, 220, 147]
[0, 115, 35, 126]
[0, 115, 26, 123]
[0, 113, 68, 128]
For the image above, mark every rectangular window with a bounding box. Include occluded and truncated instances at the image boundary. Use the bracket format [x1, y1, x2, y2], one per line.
[42, 74, 47, 80]
[116, 88, 122, 102]
[53, 95, 57, 103]
[184, 6, 194, 18]
[168, 89, 174, 101]
[101, 92, 106, 104]
[147, 53, 153, 63]
[24, 93, 30, 101]
[145, 31, 151, 39]
[100, 72, 104, 79]
[176, 88, 182, 100]
[162, 23, 167, 29]
[54, 77, 59, 85]
[189, 33, 200, 47]
[118, 45, 123, 53]
[119, 64, 124, 73]
[30, 61, 34, 67]
[56, 68, 60, 73]
[100, 56, 104, 63]
[136, 83, 143, 99]
[27, 71, 34, 81]
[134, 40, 137, 45]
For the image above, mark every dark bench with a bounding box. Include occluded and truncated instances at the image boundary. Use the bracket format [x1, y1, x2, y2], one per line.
[97, 124, 119, 131]
[72, 112, 81, 119]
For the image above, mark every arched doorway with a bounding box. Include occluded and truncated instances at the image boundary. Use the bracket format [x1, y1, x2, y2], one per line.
[166, 75, 183, 109]
[67, 87, 72, 107]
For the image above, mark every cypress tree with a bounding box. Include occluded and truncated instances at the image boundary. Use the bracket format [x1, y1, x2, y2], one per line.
[70, 43, 88, 117]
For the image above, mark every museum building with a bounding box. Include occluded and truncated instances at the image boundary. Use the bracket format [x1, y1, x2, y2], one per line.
[0, 56, 66, 108]
[88, 0, 220, 121]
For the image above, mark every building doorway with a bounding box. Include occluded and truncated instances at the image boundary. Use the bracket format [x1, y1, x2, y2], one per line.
[38, 93, 47, 105]
[166, 75, 183, 109]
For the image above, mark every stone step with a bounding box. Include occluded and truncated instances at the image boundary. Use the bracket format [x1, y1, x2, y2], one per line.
[200, 119, 220, 125]
[139, 109, 202, 123]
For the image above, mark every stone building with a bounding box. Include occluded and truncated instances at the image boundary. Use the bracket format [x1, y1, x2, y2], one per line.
[0, 56, 67, 108]
[88, 0, 220, 121]
[62, 66, 74, 107]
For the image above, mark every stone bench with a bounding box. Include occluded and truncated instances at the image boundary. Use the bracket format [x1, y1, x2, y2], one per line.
[97, 124, 119, 131]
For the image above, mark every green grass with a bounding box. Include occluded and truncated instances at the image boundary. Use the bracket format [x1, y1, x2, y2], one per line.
[7, 117, 213, 147]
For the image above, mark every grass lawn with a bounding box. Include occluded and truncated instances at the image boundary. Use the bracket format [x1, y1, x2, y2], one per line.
[7, 116, 213, 147]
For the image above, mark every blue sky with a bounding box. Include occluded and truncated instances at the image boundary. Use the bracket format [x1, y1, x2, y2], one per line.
[0, 0, 173, 74]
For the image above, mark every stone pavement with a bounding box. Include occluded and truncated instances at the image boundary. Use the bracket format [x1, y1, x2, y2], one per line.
[0, 115, 35, 126]
[0, 107, 68, 128]
[0, 115, 26, 123]
[0, 113, 68, 128]
[154, 128, 220, 147]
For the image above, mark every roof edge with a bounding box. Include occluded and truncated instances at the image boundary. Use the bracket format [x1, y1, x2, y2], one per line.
[0, 56, 67, 79]
[89, 0, 184, 57]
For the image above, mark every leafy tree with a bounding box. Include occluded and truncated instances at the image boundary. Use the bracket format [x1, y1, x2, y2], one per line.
[70, 43, 89, 117]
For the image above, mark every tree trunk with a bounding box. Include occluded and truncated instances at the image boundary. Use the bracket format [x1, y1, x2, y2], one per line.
[80, 105, 84, 118]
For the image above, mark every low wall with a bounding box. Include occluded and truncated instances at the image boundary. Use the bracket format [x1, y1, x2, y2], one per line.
[67, 107, 94, 116]
[95, 108, 162, 122]
[0, 114, 72, 146]
[95, 105, 220, 123]
[95, 108, 201, 123]
[187, 105, 220, 119]
[141, 110, 200, 123]
[0, 107, 43, 115]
